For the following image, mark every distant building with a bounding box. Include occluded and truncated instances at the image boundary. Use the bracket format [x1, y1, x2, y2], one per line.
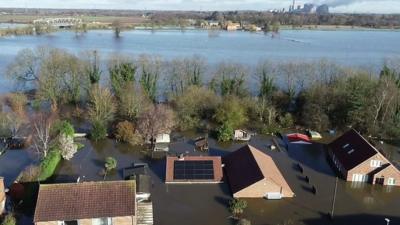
[34, 181, 137, 225]
[328, 129, 400, 186]
[225, 22, 241, 31]
[0, 177, 5, 214]
[316, 4, 330, 14]
[223, 145, 294, 199]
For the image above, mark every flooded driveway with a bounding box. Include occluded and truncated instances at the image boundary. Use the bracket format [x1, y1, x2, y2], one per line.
[1, 134, 399, 225]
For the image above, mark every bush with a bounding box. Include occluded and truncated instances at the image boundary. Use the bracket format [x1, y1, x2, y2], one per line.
[279, 113, 294, 128]
[38, 150, 61, 181]
[229, 198, 247, 218]
[216, 122, 234, 142]
[18, 165, 40, 182]
[91, 121, 107, 141]
[1, 214, 16, 225]
[53, 120, 75, 137]
[105, 157, 117, 172]
[115, 121, 142, 145]
[6, 93, 27, 116]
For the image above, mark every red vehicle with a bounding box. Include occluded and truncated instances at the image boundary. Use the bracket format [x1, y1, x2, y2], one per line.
[287, 133, 311, 143]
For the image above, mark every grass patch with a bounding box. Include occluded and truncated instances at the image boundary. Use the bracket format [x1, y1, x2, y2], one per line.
[38, 150, 61, 181]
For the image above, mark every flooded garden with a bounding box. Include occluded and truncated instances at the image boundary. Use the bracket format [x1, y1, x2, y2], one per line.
[1, 132, 400, 225]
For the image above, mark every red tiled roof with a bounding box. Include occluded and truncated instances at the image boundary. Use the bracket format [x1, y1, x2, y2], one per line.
[34, 181, 136, 222]
[329, 129, 378, 171]
[223, 145, 294, 196]
[165, 156, 223, 183]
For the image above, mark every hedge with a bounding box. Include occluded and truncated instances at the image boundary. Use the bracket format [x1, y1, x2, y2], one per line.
[38, 149, 61, 181]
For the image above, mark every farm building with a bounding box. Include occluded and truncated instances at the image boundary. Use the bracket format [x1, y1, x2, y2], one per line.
[223, 145, 294, 199]
[165, 156, 223, 184]
[328, 129, 400, 186]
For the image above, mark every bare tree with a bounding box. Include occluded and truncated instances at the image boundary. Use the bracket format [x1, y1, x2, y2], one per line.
[88, 86, 116, 124]
[31, 112, 55, 159]
[137, 104, 175, 147]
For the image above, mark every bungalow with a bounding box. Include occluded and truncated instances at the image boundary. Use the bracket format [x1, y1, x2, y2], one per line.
[223, 145, 294, 199]
[165, 156, 223, 184]
[34, 181, 137, 225]
[0, 177, 5, 214]
[328, 129, 400, 186]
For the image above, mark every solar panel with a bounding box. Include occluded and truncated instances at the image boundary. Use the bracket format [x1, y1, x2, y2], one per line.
[173, 160, 214, 180]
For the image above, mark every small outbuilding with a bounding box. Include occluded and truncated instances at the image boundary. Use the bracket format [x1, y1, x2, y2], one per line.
[194, 137, 209, 152]
[233, 130, 253, 141]
[223, 145, 294, 199]
[123, 163, 152, 202]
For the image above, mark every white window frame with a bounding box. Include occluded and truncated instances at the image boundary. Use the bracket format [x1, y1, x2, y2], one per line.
[92, 218, 112, 225]
[58, 221, 79, 225]
[370, 160, 382, 168]
[388, 178, 396, 186]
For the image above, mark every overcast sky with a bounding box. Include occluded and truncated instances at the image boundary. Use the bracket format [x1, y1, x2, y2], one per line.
[0, 0, 399, 14]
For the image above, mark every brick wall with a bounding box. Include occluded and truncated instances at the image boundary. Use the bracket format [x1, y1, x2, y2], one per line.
[0, 177, 5, 214]
[36, 216, 136, 225]
[373, 165, 400, 186]
[233, 178, 294, 198]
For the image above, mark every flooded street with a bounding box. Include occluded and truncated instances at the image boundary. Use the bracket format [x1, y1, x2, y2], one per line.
[2, 133, 399, 225]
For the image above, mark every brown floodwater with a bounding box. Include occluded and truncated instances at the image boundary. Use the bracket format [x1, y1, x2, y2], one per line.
[1, 133, 400, 225]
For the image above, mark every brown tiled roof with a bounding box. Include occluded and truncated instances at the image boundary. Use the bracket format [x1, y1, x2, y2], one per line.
[223, 145, 294, 196]
[34, 180, 136, 222]
[165, 156, 223, 183]
[329, 129, 378, 171]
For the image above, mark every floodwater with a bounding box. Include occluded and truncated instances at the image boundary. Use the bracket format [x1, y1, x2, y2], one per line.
[0, 29, 399, 93]
[2, 133, 400, 225]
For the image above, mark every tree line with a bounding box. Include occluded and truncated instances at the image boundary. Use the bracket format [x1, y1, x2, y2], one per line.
[4, 47, 400, 150]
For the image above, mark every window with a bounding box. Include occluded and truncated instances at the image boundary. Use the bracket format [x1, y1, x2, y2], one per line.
[92, 218, 112, 225]
[58, 221, 78, 225]
[388, 178, 396, 186]
[342, 144, 350, 149]
[370, 160, 382, 168]
[347, 149, 355, 154]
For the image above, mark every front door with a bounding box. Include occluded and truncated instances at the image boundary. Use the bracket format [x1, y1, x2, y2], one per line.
[375, 177, 384, 185]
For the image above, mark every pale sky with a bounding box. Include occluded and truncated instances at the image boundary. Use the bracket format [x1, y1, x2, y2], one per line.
[0, 0, 399, 14]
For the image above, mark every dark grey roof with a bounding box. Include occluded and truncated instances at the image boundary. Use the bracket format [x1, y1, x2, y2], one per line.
[329, 129, 378, 171]
[222, 145, 264, 194]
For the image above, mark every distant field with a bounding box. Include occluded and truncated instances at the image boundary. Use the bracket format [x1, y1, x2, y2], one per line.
[0, 14, 149, 25]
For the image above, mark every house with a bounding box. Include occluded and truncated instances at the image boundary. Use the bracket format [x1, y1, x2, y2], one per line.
[225, 22, 241, 31]
[0, 177, 5, 214]
[223, 145, 294, 199]
[123, 163, 151, 202]
[233, 130, 253, 141]
[34, 181, 137, 225]
[165, 156, 223, 184]
[208, 21, 220, 27]
[328, 129, 400, 186]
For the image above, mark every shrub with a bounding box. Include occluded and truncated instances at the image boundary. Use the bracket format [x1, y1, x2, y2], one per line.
[59, 134, 78, 160]
[18, 165, 40, 182]
[1, 214, 16, 225]
[91, 121, 107, 141]
[229, 198, 247, 218]
[115, 121, 143, 145]
[6, 93, 27, 116]
[38, 149, 61, 181]
[216, 122, 234, 142]
[279, 113, 294, 128]
[105, 157, 117, 172]
[53, 120, 75, 137]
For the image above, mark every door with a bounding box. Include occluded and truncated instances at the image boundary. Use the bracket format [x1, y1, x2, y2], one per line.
[375, 177, 384, 185]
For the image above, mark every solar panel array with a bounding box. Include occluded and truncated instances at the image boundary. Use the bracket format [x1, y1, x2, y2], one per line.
[173, 160, 214, 180]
